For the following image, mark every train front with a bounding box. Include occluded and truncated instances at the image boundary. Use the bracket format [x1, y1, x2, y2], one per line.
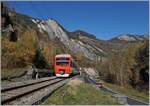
[54, 54, 72, 77]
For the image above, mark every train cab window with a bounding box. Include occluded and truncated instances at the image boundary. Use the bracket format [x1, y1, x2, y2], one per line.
[56, 62, 69, 66]
[56, 58, 70, 60]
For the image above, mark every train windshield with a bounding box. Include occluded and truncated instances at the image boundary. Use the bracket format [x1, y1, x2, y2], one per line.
[56, 62, 69, 66]
[56, 57, 70, 60]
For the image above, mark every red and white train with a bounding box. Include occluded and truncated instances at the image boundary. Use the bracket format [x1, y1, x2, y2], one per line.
[54, 54, 79, 77]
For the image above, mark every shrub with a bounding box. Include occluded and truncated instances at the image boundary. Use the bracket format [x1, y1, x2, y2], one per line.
[33, 48, 49, 69]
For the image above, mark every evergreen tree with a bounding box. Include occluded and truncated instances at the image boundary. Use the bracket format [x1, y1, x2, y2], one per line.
[33, 48, 48, 69]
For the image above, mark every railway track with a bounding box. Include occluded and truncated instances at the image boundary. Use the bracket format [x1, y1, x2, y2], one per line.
[1, 75, 78, 105]
[82, 71, 149, 105]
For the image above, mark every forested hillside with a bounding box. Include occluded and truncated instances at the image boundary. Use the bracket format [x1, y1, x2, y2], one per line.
[98, 39, 149, 92]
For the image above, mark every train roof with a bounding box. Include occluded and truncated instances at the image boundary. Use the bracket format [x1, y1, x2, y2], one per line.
[55, 54, 71, 58]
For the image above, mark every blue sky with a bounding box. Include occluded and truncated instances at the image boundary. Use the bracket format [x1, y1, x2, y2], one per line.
[9, 1, 149, 40]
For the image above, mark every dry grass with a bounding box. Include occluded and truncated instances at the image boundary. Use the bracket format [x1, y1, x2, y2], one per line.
[43, 79, 119, 105]
[102, 81, 149, 103]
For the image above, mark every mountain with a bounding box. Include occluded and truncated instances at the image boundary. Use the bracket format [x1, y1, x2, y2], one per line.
[31, 17, 134, 60]
[30, 17, 109, 61]
[68, 30, 96, 39]
[109, 34, 146, 42]
[2, 8, 147, 68]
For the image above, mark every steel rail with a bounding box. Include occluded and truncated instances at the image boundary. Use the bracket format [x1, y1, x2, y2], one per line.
[2, 77, 57, 92]
[2, 74, 79, 105]
[1, 77, 62, 104]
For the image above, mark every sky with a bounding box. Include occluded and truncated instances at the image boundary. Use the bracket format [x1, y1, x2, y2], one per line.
[8, 1, 149, 40]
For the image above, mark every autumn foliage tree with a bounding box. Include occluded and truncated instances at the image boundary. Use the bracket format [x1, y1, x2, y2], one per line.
[1, 30, 37, 68]
[134, 40, 149, 89]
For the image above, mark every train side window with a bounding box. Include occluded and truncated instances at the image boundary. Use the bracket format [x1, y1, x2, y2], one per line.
[70, 61, 72, 67]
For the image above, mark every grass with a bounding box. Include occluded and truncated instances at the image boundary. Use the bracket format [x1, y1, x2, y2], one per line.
[1, 68, 27, 80]
[102, 81, 149, 103]
[43, 82, 119, 105]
